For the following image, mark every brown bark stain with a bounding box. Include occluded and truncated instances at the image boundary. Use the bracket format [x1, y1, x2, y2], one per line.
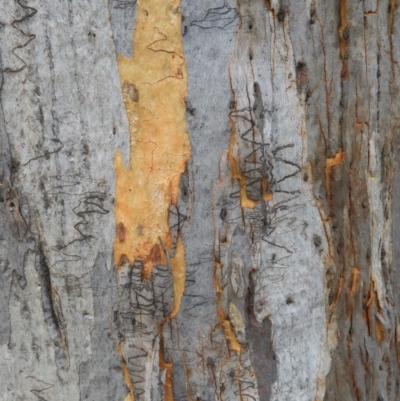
[291, 1, 400, 399]
[325, 148, 344, 204]
[389, 0, 397, 80]
[329, 275, 344, 314]
[114, 0, 190, 399]
[338, 0, 349, 79]
[263, 0, 272, 13]
[116, 221, 126, 243]
[159, 333, 174, 401]
[349, 266, 360, 294]
[365, 279, 386, 344]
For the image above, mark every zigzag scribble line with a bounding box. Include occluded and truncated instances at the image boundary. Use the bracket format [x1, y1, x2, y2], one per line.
[4, 0, 37, 74]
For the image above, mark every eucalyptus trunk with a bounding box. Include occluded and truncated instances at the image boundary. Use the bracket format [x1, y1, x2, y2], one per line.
[1, 1, 399, 400]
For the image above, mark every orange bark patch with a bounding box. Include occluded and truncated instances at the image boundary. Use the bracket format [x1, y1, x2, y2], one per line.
[169, 234, 187, 318]
[227, 125, 258, 209]
[376, 319, 385, 344]
[213, 261, 242, 353]
[365, 279, 386, 343]
[114, 0, 191, 280]
[222, 320, 242, 353]
[261, 176, 273, 202]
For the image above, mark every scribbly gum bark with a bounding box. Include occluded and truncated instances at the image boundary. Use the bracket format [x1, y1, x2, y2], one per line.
[292, 0, 400, 399]
[294, 0, 400, 399]
[1, 0, 400, 400]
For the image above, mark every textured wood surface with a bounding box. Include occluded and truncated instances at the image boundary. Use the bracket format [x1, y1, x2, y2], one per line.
[0, 0, 399, 400]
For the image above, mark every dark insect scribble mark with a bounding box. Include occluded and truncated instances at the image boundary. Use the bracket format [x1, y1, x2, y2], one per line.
[169, 204, 188, 251]
[4, 0, 37, 74]
[112, 0, 136, 9]
[46, 174, 81, 196]
[27, 376, 54, 401]
[119, 310, 153, 336]
[228, 82, 305, 265]
[116, 260, 175, 401]
[146, 28, 184, 59]
[190, 3, 240, 30]
[216, 196, 243, 225]
[125, 344, 149, 399]
[119, 264, 173, 324]
[229, 108, 301, 202]
[51, 193, 110, 253]
[181, 292, 212, 317]
[71, 193, 109, 242]
[169, 205, 187, 231]
[51, 251, 81, 267]
[20, 138, 64, 167]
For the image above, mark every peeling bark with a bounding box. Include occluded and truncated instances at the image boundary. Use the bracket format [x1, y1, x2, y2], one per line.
[0, 0, 399, 400]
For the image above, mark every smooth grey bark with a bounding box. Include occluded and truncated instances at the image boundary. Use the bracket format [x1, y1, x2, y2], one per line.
[1, 0, 400, 401]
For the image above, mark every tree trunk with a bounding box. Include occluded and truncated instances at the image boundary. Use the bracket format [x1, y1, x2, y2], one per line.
[1, 0, 399, 400]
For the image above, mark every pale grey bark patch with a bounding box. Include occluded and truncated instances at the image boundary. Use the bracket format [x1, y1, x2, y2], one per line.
[154, 0, 238, 398]
[393, 149, 400, 324]
[108, 0, 137, 58]
[246, 272, 276, 401]
[35, 243, 69, 372]
[79, 253, 128, 401]
[0, 59, 11, 185]
[0, 0, 129, 398]
[0, 60, 34, 347]
[0, 221, 31, 345]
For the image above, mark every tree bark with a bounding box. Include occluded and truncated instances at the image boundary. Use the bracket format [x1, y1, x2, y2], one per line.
[1, 0, 399, 400]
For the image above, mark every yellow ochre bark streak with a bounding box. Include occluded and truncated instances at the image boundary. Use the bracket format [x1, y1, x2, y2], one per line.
[114, 0, 190, 399]
[114, 0, 190, 278]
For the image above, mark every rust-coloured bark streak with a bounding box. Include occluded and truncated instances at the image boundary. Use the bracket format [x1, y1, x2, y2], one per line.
[325, 148, 345, 205]
[159, 332, 174, 401]
[213, 261, 242, 354]
[114, 0, 190, 399]
[314, 10, 332, 139]
[212, 159, 242, 371]
[349, 267, 360, 294]
[339, 0, 349, 79]
[227, 119, 258, 209]
[388, 0, 398, 81]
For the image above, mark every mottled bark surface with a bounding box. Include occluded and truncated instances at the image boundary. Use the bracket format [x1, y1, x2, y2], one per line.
[0, 0, 399, 400]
